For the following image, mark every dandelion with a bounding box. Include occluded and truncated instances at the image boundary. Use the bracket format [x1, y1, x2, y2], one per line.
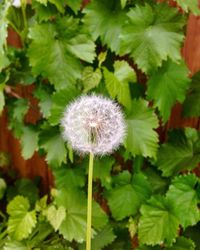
[61, 94, 126, 250]
[61, 94, 126, 155]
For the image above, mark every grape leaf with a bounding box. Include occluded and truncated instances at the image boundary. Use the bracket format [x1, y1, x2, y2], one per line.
[48, 0, 66, 13]
[144, 168, 169, 194]
[53, 166, 85, 189]
[8, 99, 29, 137]
[93, 156, 114, 188]
[4, 241, 29, 250]
[39, 126, 67, 167]
[156, 128, 200, 176]
[55, 188, 108, 242]
[35, 0, 48, 5]
[107, 184, 140, 220]
[166, 174, 200, 228]
[0, 87, 5, 114]
[125, 99, 159, 158]
[79, 224, 116, 250]
[34, 85, 52, 119]
[0, 2, 10, 71]
[103, 60, 136, 110]
[0, 178, 6, 199]
[184, 224, 200, 250]
[46, 205, 66, 231]
[91, 224, 116, 250]
[11, 99, 29, 123]
[83, 0, 126, 52]
[136, 246, 161, 250]
[147, 60, 190, 122]
[121, 0, 128, 9]
[9, 178, 39, 205]
[20, 126, 39, 160]
[48, 87, 79, 126]
[119, 3, 185, 73]
[175, 0, 200, 15]
[82, 66, 102, 93]
[7, 196, 37, 241]
[165, 237, 195, 250]
[183, 72, 200, 117]
[107, 173, 151, 220]
[66, 0, 82, 13]
[112, 170, 132, 186]
[138, 196, 179, 246]
[28, 16, 95, 90]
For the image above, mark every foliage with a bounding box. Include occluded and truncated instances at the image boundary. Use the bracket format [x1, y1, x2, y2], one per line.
[0, 0, 199, 249]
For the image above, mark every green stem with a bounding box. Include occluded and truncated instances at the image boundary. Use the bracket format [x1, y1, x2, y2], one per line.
[86, 152, 94, 250]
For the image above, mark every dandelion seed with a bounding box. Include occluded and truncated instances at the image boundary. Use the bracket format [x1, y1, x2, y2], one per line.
[61, 94, 126, 155]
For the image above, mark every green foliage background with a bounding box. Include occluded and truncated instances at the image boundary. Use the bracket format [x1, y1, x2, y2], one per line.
[0, 0, 200, 249]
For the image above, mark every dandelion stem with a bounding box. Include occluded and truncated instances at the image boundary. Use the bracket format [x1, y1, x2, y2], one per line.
[86, 152, 94, 250]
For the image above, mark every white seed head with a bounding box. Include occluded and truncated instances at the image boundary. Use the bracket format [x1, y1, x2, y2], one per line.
[61, 95, 126, 155]
[12, 0, 21, 7]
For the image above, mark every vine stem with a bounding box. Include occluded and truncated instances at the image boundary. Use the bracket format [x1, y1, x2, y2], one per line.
[86, 152, 94, 250]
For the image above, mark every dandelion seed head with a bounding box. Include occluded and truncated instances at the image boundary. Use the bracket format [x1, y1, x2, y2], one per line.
[61, 95, 126, 155]
[12, 0, 21, 7]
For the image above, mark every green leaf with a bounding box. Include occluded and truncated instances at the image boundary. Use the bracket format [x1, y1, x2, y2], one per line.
[39, 126, 67, 167]
[121, 0, 128, 9]
[119, 3, 185, 73]
[4, 241, 29, 250]
[184, 224, 200, 250]
[12, 99, 29, 123]
[66, 0, 82, 13]
[82, 66, 102, 93]
[136, 246, 161, 250]
[7, 178, 39, 205]
[156, 128, 200, 176]
[20, 126, 39, 160]
[107, 173, 151, 220]
[183, 72, 200, 117]
[93, 156, 114, 188]
[138, 196, 179, 246]
[8, 99, 29, 137]
[0, 84, 5, 114]
[83, 0, 126, 52]
[46, 0, 66, 13]
[125, 99, 159, 158]
[165, 237, 195, 250]
[28, 17, 95, 90]
[48, 87, 79, 126]
[175, 0, 200, 15]
[166, 174, 200, 228]
[55, 188, 108, 242]
[53, 166, 85, 189]
[147, 60, 190, 122]
[131, 173, 152, 201]
[34, 85, 52, 119]
[32, 1, 58, 22]
[35, 0, 48, 5]
[0, 2, 10, 71]
[7, 196, 37, 241]
[46, 205, 66, 231]
[104, 60, 136, 110]
[0, 178, 6, 199]
[144, 168, 169, 194]
[108, 184, 137, 221]
[91, 224, 116, 250]
[79, 224, 116, 250]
